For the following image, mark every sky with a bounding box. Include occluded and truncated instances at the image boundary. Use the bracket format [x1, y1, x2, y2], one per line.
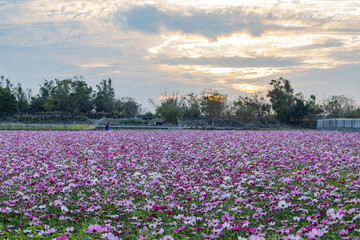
[0, 0, 359, 112]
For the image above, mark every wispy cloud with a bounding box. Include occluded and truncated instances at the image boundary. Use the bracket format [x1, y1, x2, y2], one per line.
[0, 0, 359, 106]
[80, 63, 111, 69]
[120, 6, 280, 38]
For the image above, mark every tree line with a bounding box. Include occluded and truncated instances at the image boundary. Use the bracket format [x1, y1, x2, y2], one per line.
[0, 76, 141, 119]
[1, 75, 360, 127]
[150, 78, 360, 127]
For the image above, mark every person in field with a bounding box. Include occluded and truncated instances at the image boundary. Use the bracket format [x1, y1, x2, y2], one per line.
[105, 122, 110, 130]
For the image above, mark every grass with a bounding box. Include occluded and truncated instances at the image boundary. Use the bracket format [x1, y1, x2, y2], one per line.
[0, 123, 92, 131]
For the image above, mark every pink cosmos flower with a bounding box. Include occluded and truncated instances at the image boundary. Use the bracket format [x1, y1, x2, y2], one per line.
[246, 227, 257, 234]
[249, 235, 265, 240]
[308, 228, 324, 239]
[53, 199, 63, 206]
[87, 224, 102, 233]
[232, 225, 243, 231]
[56, 236, 68, 240]
[101, 225, 111, 232]
[46, 228, 57, 234]
[284, 235, 303, 240]
[291, 190, 301, 195]
[103, 233, 120, 240]
[139, 234, 149, 240]
[174, 225, 185, 232]
[161, 236, 174, 240]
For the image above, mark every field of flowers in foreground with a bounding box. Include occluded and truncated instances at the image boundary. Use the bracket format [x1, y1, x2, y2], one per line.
[0, 130, 360, 240]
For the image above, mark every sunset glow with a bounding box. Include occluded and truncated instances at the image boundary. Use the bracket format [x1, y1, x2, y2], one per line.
[232, 83, 266, 93]
[158, 95, 181, 101]
[0, 0, 359, 107]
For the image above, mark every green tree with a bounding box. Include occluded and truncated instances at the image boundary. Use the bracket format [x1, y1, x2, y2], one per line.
[94, 78, 116, 115]
[0, 76, 17, 115]
[235, 93, 271, 123]
[267, 78, 295, 124]
[13, 83, 29, 112]
[155, 92, 184, 124]
[346, 107, 360, 118]
[200, 89, 227, 125]
[142, 111, 154, 120]
[120, 97, 142, 118]
[71, 78, 94, 116]
[305, 95, 323, 121]
[183, 93, 201, 119]
[112, 99, 125, 118]
[0, 86, 17, 115]
[267, 78, 322, 125]
[0, 75, 13, 91]
[322, 95, 357, 118]
[46, 78, 93, 117]
[29, 79, 55, 113]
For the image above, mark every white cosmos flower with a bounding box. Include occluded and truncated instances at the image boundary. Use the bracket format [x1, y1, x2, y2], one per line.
[278, 200, 289, 209]
[326, 208, 335, 214]
[61, 205, 69, 212]
[238, 237, 248, 240]
[223, 176, 231, 181]
[133, 171, 141, 179]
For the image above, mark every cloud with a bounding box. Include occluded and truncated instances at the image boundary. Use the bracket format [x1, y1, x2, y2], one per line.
[330, 28, 360, 33]
[153, 56, 300, 68]
[1, 0, 360, 107]
[118, 3, 359, 39]
[330, 50, 360, 62]
[297, 39, 343, 51]
[232, 83, 266, 93]
[80, 63, 112, 69]
[120, 5, 280, 38]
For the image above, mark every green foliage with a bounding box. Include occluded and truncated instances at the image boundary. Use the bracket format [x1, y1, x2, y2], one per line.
[94, 78, 115, 114]
[183, 93, 201, 119]
[345, 107, 360, 118]
[322, 95, 357, 118]
[1, 73, 359, 128]
[200, 89, 228, 124]
[111, 97, 142, 118]
[0, 75, 13, 90]
[155, 95, 184, 124]
[13, 83, 29, 112]
[267, 78, 322, 125]
[120, 97, 142, 118]
[142, 111, 154, 120]
[234, 93, 271, 123]
[305, 94, 323, 121]
[267, 78, 295, 124]
[45, 77, 93, 117]
[29, 79, 55, 113]
[0, 85, 17, 115]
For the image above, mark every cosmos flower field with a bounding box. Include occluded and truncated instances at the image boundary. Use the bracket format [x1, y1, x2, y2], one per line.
[0, 131, 360, 240]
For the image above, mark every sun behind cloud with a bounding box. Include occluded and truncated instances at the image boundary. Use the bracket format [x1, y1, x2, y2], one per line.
[232, 83, 266, 93]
